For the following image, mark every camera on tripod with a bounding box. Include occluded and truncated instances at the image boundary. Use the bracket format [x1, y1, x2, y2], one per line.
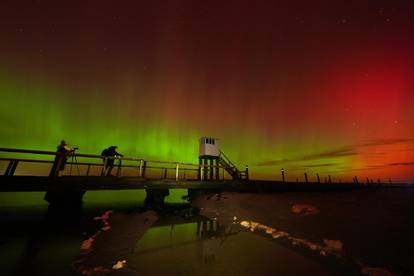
[69, 147, 80, 175]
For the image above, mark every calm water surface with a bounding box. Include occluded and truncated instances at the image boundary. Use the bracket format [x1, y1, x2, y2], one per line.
[1, 188, 413, 275]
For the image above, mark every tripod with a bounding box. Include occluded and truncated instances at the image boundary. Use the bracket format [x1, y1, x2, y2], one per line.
[69, 150, 81, 176]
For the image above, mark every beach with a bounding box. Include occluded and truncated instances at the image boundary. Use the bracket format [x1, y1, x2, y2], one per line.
[1, 188, 413, 275]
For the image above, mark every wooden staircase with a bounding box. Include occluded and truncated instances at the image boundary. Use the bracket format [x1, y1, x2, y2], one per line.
[218, 150, 248, 180]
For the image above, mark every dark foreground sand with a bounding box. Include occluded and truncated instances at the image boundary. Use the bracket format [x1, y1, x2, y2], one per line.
[74, 188, 414, 276]
[192, 189, 414, 276]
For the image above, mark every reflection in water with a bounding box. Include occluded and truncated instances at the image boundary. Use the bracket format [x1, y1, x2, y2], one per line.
[9, 204, 84, 276]
[131, 215, 334, 276]
[1, 205, 335, 276]
[134, 217, 239, 269]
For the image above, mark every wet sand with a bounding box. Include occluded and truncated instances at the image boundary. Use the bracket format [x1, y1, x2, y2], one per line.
[72, 188, 413, 275]
[192, 189, 414, 275]
[2, 188, 412, 275]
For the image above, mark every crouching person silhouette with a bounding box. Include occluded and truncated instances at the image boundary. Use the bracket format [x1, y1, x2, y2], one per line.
[101, 146, 123, 176]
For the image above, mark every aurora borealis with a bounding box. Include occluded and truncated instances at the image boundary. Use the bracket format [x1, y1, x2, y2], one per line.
[1, 0, 414, 181]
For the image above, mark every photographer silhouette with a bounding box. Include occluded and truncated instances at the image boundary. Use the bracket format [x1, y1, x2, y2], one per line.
[101, 146, 123, 176]
[49, 140, 75, 177]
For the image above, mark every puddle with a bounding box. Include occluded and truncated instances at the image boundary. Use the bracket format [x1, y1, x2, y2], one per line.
[126, 215, 335, 276]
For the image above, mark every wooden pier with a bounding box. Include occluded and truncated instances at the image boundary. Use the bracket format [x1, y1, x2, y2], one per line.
[0, 147, 369, 206]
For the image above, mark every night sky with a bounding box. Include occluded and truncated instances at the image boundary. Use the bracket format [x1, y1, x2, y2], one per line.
[1, 0, 414, 181]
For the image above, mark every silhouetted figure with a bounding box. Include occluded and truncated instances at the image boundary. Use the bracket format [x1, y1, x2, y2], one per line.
[101, 146, 123, 176]
[49, 140, 74, 177]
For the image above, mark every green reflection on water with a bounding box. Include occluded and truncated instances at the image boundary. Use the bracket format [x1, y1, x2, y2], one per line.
[0, 189, 188, 207]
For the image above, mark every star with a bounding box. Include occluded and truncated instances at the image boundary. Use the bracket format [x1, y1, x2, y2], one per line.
[337, 18, 348, 24]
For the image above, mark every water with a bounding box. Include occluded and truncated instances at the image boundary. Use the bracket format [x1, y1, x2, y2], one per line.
[130, 219, 334, 275]
[1, 188, 414, 275]
[0, 189, 186, 276]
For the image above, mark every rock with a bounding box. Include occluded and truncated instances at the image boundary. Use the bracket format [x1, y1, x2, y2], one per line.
[323, 239, 343, 251]
[80, 238, 94, 251]
[291, 204, 319, 216]
[101, 225, 111, 231]
[112, 260, 126, 270]
[93, 210, 113, 221]
[240, 221, 250, 228]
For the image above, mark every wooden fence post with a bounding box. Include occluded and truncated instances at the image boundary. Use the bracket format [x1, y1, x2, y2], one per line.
[175, 163, 179, 181]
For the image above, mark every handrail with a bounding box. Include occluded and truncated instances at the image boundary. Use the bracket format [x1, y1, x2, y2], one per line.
[0, 147, 226, 169]
[0, 147, 246, 180]
[0, 148, 59, 156]
[0, 157, 54, 164]
[219, 150, 239, 171]
[0, 157, 200, 171]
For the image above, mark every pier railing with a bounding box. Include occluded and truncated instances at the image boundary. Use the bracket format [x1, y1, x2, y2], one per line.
[0, 147, 239, 181]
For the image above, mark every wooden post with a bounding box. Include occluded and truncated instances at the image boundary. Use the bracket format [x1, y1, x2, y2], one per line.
[5, 160, 18, 176]
[316, 173, 320, 183]
[203, 159, 208, 181]
[328, 175, 332, 183]
[281, 168, 285, 183]
[163, 168, 167, 179]
[366, 177, 370, 185]
[175, 163, 179, 181]
[200, 162, 204, 181]
[139, 159, 144, 177]
[86, 164, 91, 176]
[198, 157, 202, 180]
[215, 158, 220, 180]
[354, 176, 359, 184]
[209, 158, 213, 180]
[304, 172, 308, 183]
[245, 165, 249, 180]
[142, 161, 147, 178]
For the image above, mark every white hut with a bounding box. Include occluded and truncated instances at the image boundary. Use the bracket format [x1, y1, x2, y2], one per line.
[199, 137, 220, 158]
